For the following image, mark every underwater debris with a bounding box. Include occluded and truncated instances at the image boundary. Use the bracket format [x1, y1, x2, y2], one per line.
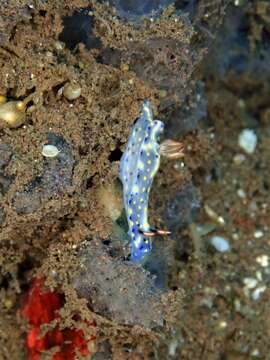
[73, 240, 165, 328]
[21, 277, 96, 360]
[119, 101, 165, 262]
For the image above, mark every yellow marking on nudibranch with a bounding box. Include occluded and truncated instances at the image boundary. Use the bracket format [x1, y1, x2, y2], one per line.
[142, 187, 146, 192]
[133, 185, 139, 193]
[144, 143, 153, 149]
[128, 208, 133, 215]
[133, 201, 136, 205]
[142, 221, 149, 229]
[138, 161, 144, 169]
[143, 176, 147, 181]
[147, 160, 152, 165]
[140, 198, 144, 202]
[138, 205, 142, 210]
[143, 104, 152, 119]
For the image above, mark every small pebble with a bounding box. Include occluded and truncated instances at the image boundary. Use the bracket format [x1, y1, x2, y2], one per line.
[243, 277, 258, 289]
[210, 235, 230, 252]
[168, 338, 178, 357]
[237, 99, 245, 108]
[251, 286, 266, 301]
[159, 89, 167, 98]
[232, 232, 240, 241]
[254, 230, 263, 238]
[256, 254, 269, 267]
[238, 129, 257, 154]
[234, 299, 241, 311]
[256, 270, 262, 281]
[237, 189, 246, 199]
[120, 63, 129, 72]
[251, 349, 260, 357]
[233, 153, 246, 165]
[54, 40, 65, 51]
[204, 204, 225, 226]
[3, 298, 13, 309]
[42, 144, 60, 158]
[218, 320, 228, 329]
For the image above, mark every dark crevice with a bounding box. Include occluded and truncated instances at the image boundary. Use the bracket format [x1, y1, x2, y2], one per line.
[86, 175, 95, 189]
[52, 82, 67, 97]
[59, 8, 102, 51]
[108, 147, 123, 162]
[39, 10, 47, 17]
[0, 275, 11, 290]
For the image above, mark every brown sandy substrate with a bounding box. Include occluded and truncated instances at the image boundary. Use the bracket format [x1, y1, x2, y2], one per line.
[1, 0, 270, 359]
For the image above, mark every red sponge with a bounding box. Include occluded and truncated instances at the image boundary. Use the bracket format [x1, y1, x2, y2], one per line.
[21, 278, 96, 360]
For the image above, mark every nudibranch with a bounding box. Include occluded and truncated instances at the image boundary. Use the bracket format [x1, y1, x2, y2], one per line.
[119, 100, 165, 261]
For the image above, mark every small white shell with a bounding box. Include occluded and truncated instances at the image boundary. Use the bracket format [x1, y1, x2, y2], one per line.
[42, 144, 60, 158]
[63, 83, 81, 101]
[238, 129, 257, 154]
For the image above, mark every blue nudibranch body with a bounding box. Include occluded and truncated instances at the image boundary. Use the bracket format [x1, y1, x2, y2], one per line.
[119, 100, 164, 261]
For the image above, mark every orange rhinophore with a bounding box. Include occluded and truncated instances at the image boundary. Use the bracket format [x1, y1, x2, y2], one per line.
[160, 139, 184, 159]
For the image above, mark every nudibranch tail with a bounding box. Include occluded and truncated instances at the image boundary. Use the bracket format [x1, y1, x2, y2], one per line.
[119, 100, 164, 262]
